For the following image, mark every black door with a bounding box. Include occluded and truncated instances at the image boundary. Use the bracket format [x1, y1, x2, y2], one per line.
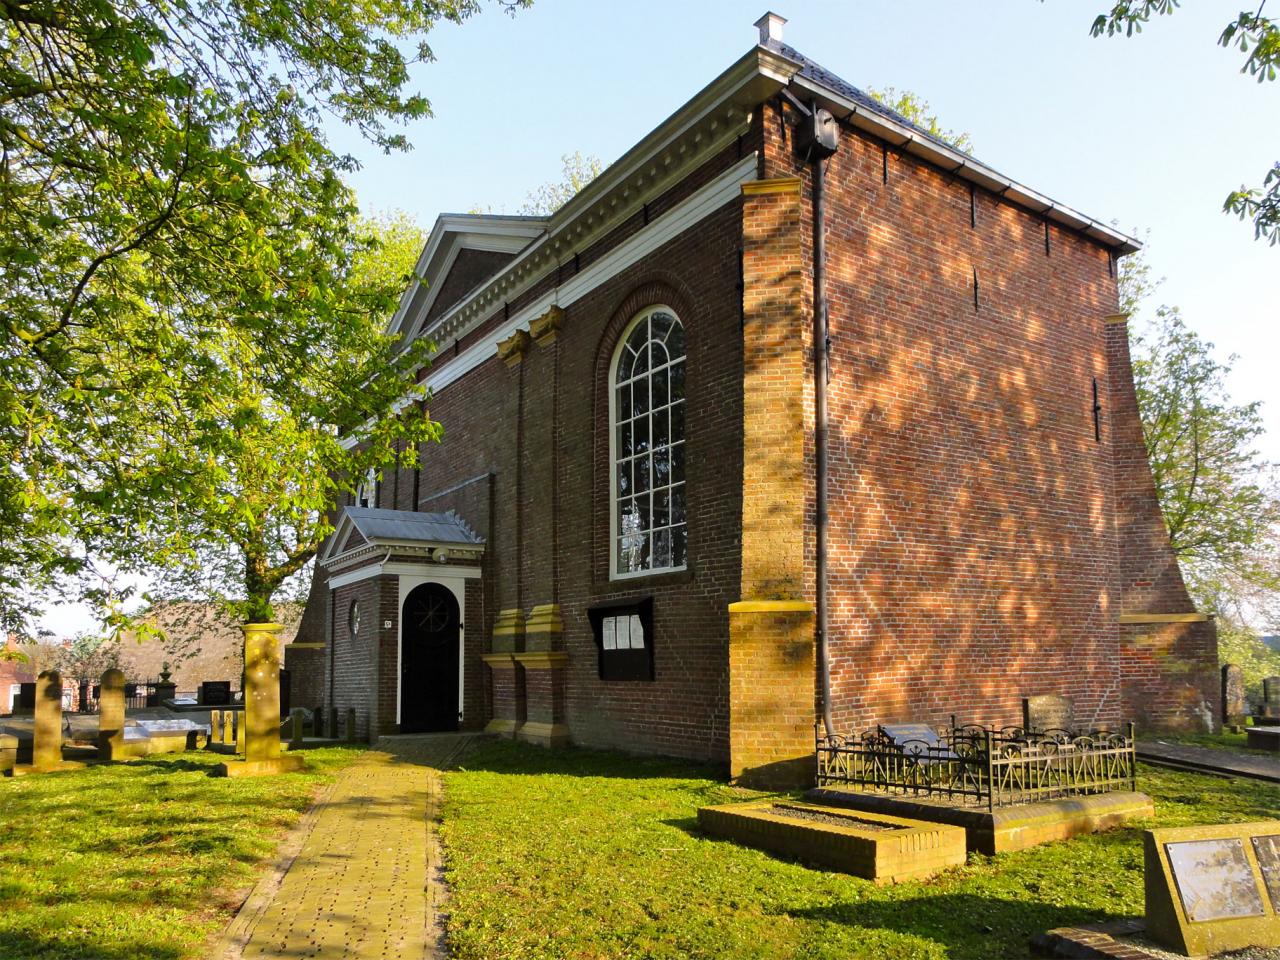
[400, 583, 460, 733]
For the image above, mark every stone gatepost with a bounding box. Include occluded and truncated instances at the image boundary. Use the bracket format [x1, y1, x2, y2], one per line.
[515, 604, 569, 747]
[212, 624, 304, 777]
[244, 623, 282, 762]
[482, 608, 526, 736]
[97, 668, 126, 760]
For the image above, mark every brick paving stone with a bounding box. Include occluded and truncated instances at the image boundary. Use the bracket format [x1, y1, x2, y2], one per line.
[229, 734, 474, 960]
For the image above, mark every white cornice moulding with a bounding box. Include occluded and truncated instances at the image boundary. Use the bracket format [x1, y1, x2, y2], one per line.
[328, 561, 482, 590]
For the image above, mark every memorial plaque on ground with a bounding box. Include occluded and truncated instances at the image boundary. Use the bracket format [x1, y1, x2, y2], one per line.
[1022, 694, 1074, 733]
[1145, 821, 1280, 956]
[1166, 839, 1264, 921]
[1252, 834, 1280, 910]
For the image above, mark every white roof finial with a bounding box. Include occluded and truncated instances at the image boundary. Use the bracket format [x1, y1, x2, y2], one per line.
[755, 11, 786, 45]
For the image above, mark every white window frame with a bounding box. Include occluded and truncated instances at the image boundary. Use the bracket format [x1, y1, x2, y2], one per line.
[608, 304, 687, 580]
[357, 467, 376, 508]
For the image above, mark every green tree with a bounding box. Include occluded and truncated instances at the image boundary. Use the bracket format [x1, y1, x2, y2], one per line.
[1087, 2, 1280, 244]
[87, 213, 438, 624]
[0, 0, 525, 635]
[518, 152, 603, 215]
[1120, 251, 1280, 618]
[867, 87, 973, 154]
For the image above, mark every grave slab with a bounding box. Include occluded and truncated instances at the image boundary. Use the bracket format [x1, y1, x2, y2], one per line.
[697, 800, 966, 883]
[807, 787, 1154, 855]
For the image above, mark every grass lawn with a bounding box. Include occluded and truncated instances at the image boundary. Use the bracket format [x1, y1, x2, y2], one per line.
[439, 740, 1280, 960]
[0, 746, 364, 960]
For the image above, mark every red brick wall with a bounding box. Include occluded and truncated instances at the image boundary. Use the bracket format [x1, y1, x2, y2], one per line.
[760, 97, 1210, 734]
[329, 579, 379, 741]
[389, 146, 748, 762]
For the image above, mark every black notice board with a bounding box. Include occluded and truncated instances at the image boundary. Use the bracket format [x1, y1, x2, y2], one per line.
[587, 597, 655, 682]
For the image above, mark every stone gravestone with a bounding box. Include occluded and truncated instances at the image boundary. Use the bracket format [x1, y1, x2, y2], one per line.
[1264, 677, 1280, 718]
[97, 668, 126, 761]
[33, 670, 64, 770]
[201, 681, 232, 706]
[0, 733, 16, 774]
[1222, 664, 1247, 728]
[1023, 694, 1075, 734]
[289, 709, 305, 750]
[1146, 821, 1280, 956]
[212, 623, 303, 777]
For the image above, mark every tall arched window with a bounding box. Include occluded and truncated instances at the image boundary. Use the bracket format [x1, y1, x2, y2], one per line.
[611, 305, 686, 577]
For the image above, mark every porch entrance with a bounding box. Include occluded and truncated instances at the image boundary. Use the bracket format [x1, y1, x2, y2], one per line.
[400, 582, 460, 733]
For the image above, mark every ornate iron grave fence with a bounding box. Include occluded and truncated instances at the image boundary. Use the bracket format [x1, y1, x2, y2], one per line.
[815, 720, 1138, 810]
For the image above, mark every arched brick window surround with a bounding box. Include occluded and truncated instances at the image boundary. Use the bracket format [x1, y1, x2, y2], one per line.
[593, 277, 703, 583]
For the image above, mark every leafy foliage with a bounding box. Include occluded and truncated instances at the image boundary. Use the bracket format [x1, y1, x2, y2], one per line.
[92, 213, 440, 623]
[517, 151, 603, 215]
[867, 86, 973, 154]
[0, 0, 522, 632]
[1120, 248, 1280, 654]
[1087, 2, 1280, 244]
[1217, 620, 1280, 708]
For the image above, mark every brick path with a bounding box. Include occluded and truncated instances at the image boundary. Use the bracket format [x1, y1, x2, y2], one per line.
[1138, 739, 1280, 784]
[222, 734, 475, 960]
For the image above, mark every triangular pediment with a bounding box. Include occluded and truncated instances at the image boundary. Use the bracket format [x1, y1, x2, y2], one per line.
[320, 506, 485, 568]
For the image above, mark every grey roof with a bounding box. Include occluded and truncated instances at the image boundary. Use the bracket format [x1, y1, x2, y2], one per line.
[343, 507, 484, 546]
[763, 38, 961, 155]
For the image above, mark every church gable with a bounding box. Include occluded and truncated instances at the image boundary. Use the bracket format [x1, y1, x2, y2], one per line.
[341, 525, 368, 553]
[425, 249, 516, 326]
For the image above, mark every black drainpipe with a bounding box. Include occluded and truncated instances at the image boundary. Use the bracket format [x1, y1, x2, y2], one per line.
[812, 152, 835, 741]
[795, 98, 839, 740]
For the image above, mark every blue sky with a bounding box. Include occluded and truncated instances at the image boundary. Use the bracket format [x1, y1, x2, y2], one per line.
[37, 1, 1279, 638]
[333, 0, 1278, 455]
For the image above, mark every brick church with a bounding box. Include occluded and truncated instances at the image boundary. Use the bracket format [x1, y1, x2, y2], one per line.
[289, 14, 1219, 781]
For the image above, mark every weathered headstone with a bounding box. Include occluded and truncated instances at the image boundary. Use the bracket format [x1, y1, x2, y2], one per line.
[346, 707, 357, 744]
[329, 707, 338, 741]
[33, 670, 63, 770]
[1265, 677, 1280, 717]
[289, 708, 305, 750]
[212, 623, 304, 777]
[97, 668, 126, 761]
[1222, 664, 1247, 726]
[1022, 694, 1075, 733]
[312, 705, 325, 738]
[1145, 821, 1280, 956]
